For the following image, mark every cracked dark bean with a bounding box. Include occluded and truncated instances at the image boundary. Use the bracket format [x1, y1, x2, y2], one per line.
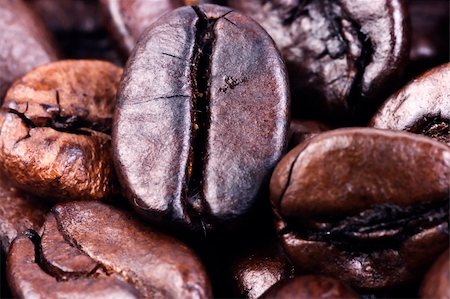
[6, 201, 211, 298]
[270, 128, 450, 289]
[0, 0, 58, 101]
[100, 0, 207, 57]
[225, 0, 410, 122]
[113, 4, 289, 232]
[371, 63, 450, 145]
[419, 249, 449, 299]
[0, 60, 122, 202]
[0, 175, 49, 253]
[260, 275, 359, 299]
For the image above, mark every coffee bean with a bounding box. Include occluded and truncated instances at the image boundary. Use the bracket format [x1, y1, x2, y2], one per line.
[0, 60, 122, 202]
[420, 249, 449, 299]
[113, 4, 289, 232]
[100, 0, 206, 56]
[270, 128, 450, 289]
[0, 175, 49, 253]
[225, 0, 410, 122]
[260, 275, 359, 299]
[288, 119, 330, 149]
[7, 201, 212, 298]
[371, 63, 450, 145]
[0, 0, 58, 101]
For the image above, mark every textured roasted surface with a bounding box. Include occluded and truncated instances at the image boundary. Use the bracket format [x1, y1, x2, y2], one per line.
[113, 4, 289, 232]
[226, 0, 410, 121]
[101, 0, 205, 56]
[371, 63, 450, 145]
[0, 175, 49, 253]
[270, 128, 450, 289]
[7, 201, 212, 298]
[260, 275, 359, 299]
[0, 60, 123, 202]
[0, 0, 58, 101]
[420, 249, 450, 299]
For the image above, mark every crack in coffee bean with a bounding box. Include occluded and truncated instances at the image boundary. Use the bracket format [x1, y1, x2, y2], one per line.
[25, 224, 137, 287]
[4, 89, 112, 136]
[18, 230, 97, 282]
[283, 201, 449, 252]
[346, 21, 373, 111]
[183, 6, 218, 228]
[3, 102, 112, 138]
[407, 115, 450, 143]
[10, 229, 143, 298]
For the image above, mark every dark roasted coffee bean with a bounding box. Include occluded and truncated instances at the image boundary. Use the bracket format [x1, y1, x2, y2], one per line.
[0, 60, 122, 202]
[288, 119, 330, 149]
[371, 63, 450, 145]
[230, 241, 294, 299]
[407, 0, 450, 77]
[270, 128, 450, 289]
[113, 4, 289, 232]
[7, 201, 212, 298]
[101, 0, 206, 56]
[420, 249, 449, 299]
[0, 0, 58, 101]
[225, 0, 410, 122]
[260, 275, 359, 299]
[0, 175, 49, 253]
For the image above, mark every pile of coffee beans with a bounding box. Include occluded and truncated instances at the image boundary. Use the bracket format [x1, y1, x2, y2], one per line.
[0, 0, 448, 298]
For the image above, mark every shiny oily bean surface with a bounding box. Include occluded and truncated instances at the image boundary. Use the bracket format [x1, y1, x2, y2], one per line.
[270, 128, 450, 289]
[113, 4, 289, 232]
[260, 275, 359, 299]
[0, 175, 49, 253]
[371, 63, 450, 145]
[230, 242, 294, 299]
[0, 0, 58, 100]
[7, 201, 211, 299]
[420, 249, 450, 299]
[0, 60, 122, 202]
[101, 0, 205, 56]
[226, 0, 410, 121]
